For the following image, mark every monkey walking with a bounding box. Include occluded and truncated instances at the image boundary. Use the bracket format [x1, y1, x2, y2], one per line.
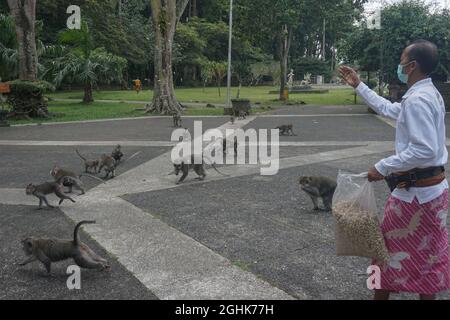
[171, 154, 228, 185]
[50, 166, 105, 195]
[299, 176, 337, 212]
[111, 145, 124, 163]
[26, 182, 76, 210]
[19, 221, 110, 274]
[76, 149, 99, 173]
[276, 124, 297, 136]
[173, 113, 182, 128]
[98, 151, 142, 180]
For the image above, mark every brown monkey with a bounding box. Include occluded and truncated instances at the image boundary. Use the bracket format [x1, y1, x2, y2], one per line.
[299, 176, 337, 212]
[111, 145, 124, 163]
[19, 221, 109, 273]
[276, 124, 297, 136]
[76, 149, 99, 173]
[26, 182, 76, 210]
[230, 116, 236, 124]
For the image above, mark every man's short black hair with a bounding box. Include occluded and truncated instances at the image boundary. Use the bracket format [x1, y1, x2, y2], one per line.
[406, 40, 439, 75]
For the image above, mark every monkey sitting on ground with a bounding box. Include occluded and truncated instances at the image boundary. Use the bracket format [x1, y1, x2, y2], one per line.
[76, 149, 99, 173]
[299, 176, 337, 212]
[171, 154, 228, 185]
[276, 124, 297, 136]
[173, 113, 182, 128]
[50, 166, 105, 195]
[111, 145, 124, 163]
[26, 182, 76, 210]
[19, 221, 109, 274]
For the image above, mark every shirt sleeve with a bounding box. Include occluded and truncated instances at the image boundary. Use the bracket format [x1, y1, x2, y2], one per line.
[355, 82, 402, 120]
[375, 98, 438, 176]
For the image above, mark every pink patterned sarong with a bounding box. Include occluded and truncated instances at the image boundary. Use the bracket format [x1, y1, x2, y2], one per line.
[373, 191, 450, 295]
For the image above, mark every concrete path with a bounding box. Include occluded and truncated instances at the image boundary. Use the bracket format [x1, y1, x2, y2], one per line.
[2, 105, 448, 300]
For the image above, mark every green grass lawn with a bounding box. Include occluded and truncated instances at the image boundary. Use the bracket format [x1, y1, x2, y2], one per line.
[48, 86, 362, 105]
[8, 86, 363, 125]
[8, 100, 270, 125]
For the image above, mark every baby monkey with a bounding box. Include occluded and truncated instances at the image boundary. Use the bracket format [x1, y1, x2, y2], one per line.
[19, 220, 109, 274]
[299, 176, 337, 212]
[26, 182, 76, 210]
[276, 124, 297, 136]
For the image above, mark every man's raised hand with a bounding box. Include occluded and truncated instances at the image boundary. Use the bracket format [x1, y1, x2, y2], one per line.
[339, 66, 361, 89]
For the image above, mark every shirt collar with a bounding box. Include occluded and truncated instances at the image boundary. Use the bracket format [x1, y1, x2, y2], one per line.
[403, 78, 433, 99]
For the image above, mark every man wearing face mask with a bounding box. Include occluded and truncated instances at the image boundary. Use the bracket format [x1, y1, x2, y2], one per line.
[339, 40, 449, 300]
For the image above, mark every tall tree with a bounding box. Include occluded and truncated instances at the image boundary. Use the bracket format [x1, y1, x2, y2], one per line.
[7, 0, 38, 81]
[146, 0, 189, 114]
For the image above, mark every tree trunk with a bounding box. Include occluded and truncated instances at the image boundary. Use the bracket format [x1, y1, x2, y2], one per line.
[279, 25, 292, 100]
[83, 85, 93, 103]
[7, 0, 38, 81]
[146, 0, 189, 115]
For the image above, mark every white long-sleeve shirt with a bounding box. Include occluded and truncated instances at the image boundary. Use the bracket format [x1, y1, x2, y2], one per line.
[356, 78, 448, 204]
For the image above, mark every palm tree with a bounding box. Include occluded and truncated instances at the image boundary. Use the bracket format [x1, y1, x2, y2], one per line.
[0, 14, 18, 80]
[51, 21, 126, 103]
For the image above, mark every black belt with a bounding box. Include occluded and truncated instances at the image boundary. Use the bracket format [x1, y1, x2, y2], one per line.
[385, 166, 446, 192]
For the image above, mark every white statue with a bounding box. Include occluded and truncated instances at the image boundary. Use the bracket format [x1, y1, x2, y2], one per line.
[287, 69, 295, 89]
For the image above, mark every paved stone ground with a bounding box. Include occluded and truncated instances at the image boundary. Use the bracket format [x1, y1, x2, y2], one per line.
[1, 105, 449, 300]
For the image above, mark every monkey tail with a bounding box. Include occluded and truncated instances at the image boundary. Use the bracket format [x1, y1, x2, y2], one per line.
[73, 220, 96, 245]
[75, 149, 87, 162]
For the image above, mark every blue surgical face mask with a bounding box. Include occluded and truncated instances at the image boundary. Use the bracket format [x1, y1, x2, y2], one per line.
[397, 61, 414, 84]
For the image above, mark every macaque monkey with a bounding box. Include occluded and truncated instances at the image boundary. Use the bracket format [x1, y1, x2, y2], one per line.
[98, 154, 116, 179]
[230, 116, 236, 124]
[19, 221, 109, 273]
[26, 182, 75, 210]
[238, 110, 247, 120]
[173, 113, 182, 128]
[276, 124, 297, 136]
[50, 166, 104, 195]
[76, 149, 99, 173]
[111, 145, 124, 163]
[299, 176, 337, 212]
[172, 155, 228, 185]
[98, 151, 142, 180]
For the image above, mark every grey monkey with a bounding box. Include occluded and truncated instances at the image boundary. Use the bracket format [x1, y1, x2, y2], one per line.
[276, 124, 297, 136]
[19, 221, 109, 274]
[172, 154, 228, 185]
[299, 176, 337, 212]
[26, 182, 76, 210]
[76, 149, 99, 173]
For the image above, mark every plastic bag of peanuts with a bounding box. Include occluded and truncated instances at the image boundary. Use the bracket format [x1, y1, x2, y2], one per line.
[332, 171, 389, 261]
